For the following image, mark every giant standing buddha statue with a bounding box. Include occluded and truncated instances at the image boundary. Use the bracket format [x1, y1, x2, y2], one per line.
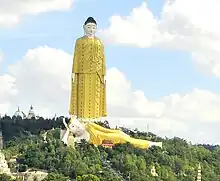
[69, 17, 107, 122]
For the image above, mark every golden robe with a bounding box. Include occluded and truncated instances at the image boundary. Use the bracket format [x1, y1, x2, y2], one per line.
[69, 36, 107, 119]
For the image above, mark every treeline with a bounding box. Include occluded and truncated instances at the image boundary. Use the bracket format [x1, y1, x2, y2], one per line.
[0, 115, 66, 142]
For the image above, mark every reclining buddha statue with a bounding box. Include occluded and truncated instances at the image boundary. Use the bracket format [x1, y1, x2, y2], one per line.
[60, 118, 162, 149]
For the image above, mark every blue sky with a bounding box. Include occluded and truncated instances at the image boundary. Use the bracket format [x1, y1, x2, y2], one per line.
[1, 0, 220, 99]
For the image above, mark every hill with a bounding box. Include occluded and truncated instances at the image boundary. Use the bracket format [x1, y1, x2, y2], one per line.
[0, 116, 219, 181]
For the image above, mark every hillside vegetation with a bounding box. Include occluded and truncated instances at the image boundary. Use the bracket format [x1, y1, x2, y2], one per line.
[0, 116, 219, 181]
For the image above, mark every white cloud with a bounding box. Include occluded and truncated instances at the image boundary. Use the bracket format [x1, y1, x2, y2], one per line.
[0, 0, 75, 27]
[7, 46, 72, 116]
[0, 74, 18, 116]
[101, 0, 220, 77]
[1, 46, 220, 144]
[100, 3, 159, 48]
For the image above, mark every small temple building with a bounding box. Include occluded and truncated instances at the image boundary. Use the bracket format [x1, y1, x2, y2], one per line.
[27, 105, 36, 119]
[14, 107, 26, 119]
[13, 106, 38, 119]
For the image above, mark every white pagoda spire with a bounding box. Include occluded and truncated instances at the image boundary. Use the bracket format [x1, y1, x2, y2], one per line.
[197, 163, 201, 181]
[14, 106, 26, 119]
[27, 105, 36, 119]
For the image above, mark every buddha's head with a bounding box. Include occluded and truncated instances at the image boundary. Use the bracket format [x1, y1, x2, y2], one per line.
[68, 119, 87, 136]
[83, 17, 97, 37]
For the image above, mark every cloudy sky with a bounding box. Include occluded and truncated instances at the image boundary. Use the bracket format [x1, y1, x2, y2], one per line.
[1, 0, 220, 144]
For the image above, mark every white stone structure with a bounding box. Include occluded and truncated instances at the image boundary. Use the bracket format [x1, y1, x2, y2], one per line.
[14, 107, 26, 119]
[13, 106, 39, 119]
[151, 165, 158, 177]
[0, 151, 11, 175]
[197, 163, 202, 181]
[27, 105, 36, 119]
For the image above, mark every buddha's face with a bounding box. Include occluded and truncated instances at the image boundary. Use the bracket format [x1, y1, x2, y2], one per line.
[68, 121, 86, 136]
[84, 23, 97, 37]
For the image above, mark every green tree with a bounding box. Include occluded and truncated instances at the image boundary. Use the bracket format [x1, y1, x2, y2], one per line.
[0, 173, 13, 181]
[76, 174, 100, 181]
[43, 173, 69, 181]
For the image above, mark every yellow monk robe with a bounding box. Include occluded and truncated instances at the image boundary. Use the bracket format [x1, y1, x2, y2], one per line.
[69, 36, 107, 119]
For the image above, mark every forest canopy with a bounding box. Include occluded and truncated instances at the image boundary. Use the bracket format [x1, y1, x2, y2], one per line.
[0, 116, 219, 181]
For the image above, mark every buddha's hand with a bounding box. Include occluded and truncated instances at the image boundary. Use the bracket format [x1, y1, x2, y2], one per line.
[71, 73, 75, 82]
